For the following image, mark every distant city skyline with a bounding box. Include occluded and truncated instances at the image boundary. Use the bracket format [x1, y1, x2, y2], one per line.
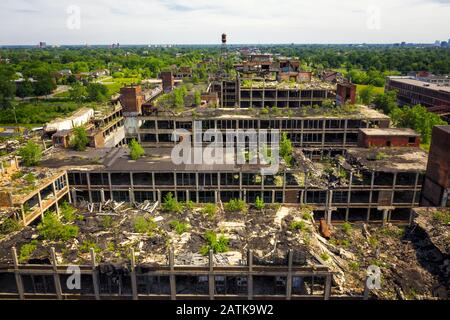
[0, 0, 450, 45]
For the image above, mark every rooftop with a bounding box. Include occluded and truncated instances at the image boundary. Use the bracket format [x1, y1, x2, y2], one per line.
[346, 147, 428, 173]
[388, 76, 450, 93]
[359, 128, 419, 137]
[240, 78, 335, 90]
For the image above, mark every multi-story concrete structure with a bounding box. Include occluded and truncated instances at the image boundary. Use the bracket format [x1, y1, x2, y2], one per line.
[125, 105, 390, 159]
[385, 76, 450, 116]
[421, 125, 450, 207]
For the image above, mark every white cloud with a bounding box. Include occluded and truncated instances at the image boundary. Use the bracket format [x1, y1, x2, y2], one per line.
[0, 0, 449, 45]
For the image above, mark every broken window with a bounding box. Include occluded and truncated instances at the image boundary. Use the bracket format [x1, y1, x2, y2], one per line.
[396, 172, 417, 186]
[68, 172, 87, 185]
[136, 275, 170, 295]
[112, 191, 130, 202]
[133, 173, 152, 186]
[199, 173, 218, 186]
[198, 191, 215, 203]
[0, 273, 18, 294]
[134, 191, 154, 203]
[176, 173, 195, 186]
[154, 173, 174, 186]
[176, 276, 209, 295]
[215, 276, 247, 295]
[253, 276, 286, 296]
[22, 275, 56, 294]
[111, 173, 131, 186]
[393, 191, 414, 204]
[306, 191, 327, 204]
[90, 173, 109, 186]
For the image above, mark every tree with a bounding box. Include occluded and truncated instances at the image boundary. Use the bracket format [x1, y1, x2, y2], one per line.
[359, 85, 375, 105]
[33, 73, 56, 96]
[255, 196, 265, 210]
[71, 126, 89, 151]
[129, 139, 145, 160]
[68, 84, 87, 103]
[280, 133, 293, 165]
[18, 140, 42, 166]
[86, 83, 108, 102]
[15, 80, 34, 98]
[194, 91, 201, 106]
[0, 76, 16, 109]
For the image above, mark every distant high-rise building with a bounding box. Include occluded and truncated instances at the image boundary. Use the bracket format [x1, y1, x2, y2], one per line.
[38, 42, 46, 48]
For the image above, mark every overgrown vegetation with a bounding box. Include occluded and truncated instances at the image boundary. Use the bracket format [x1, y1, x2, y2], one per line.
[0, 218, 20, 235]
[161, 192, 183, 214]
[254, 196, 265, 210]
[169, 220, 190, 235]
[70, 126, 89, 151]
[129, 139, 145, 160]
[200, 231, 230, 256]
[224, 199, 247, 213]
[37, 212, 79, 241]
[133, 216, 157, 235]
[18, 140, 42, 166]
[201, 203, 217, 218]
[19, 240, 38, 263]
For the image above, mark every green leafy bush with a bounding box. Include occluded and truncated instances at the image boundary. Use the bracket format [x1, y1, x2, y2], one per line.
[200, 231, 229, 256]
[37, 212, 79, 241]
[129, 139, 145, 160]
[342, 222, 353, 235]
[70, 126, 89, 151]
[60, 202, 77, 222]
[18, 141, 42, 166]
[19, 240, 38, 263]
[224, 199, 247, 213]
[254, 196, 265, 210]
[201, 203, 217, 218]
[290, 220, 307, 232]
[161, 193, 183, 214]
[80, 240, 101, 254]
[133, 216, 157, 235]
[169, 220, 190, 235]
[0, 218, 20, 235]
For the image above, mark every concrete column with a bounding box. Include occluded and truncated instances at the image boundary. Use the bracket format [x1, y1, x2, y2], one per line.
[324, 274, 332, 300]
[169, 248, 176, 300]
[52, 181, 60, 216]
[209, 250, 215, 300]
[129, 188, 134, 203]
[37, 192, 44, 219]
[286, 250, 293, 300]
[382, 209, 389, 226]
[130, 248, 138, 300]
[71, 188, 77, 206]
[51, 247, 63, 300]
[90, 249, 100, 300]
[11, 247, 24, 300]
[100, 188, 105, 203]
[247, 250, 253, 300]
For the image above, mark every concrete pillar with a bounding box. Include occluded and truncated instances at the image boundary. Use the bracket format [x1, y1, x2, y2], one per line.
[90, 249, 100, 300]
[382, 209, 389, 226]
[130, 248, 138, 300]
[11, 247, 24, 300]
[209, 250, 215, 300]
[100, 188, 105, 203]
[51, 247, 63, 300]
[247, 250, 253, 300]
[169, 248, 176, 300]
[326, 209, 333, 225]
[71, 188, 77, 206]
[286, 250, 293, 300]
[324, 274, 332, 300]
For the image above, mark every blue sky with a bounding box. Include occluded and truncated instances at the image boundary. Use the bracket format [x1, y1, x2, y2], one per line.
[0, 0, 449, 45]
